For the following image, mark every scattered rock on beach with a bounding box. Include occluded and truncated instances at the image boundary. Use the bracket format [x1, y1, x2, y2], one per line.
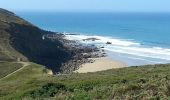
[106, 41, 112, 44]
[45, 33, 106, 74]
[83, 38, 100, 41]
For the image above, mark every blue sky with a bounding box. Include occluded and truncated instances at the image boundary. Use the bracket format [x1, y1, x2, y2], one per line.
[0, 0, 170, 12]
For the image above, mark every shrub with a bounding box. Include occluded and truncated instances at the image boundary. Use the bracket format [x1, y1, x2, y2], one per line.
[27, 83, 67, 98]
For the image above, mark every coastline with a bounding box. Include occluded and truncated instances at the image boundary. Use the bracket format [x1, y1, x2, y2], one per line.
[74, 57, 127, 73]
[62, 33, 128, 73]
[65, 33, 170, 68]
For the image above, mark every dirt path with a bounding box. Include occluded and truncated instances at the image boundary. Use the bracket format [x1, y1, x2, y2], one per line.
[0, 62, 30, 80]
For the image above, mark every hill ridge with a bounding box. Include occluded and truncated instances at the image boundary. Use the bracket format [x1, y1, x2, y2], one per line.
[0, 8, 72, 73]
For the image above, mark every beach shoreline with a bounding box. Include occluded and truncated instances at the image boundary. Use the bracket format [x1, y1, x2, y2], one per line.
[74, 57, 127, 73]
[65, 33, 170, 68]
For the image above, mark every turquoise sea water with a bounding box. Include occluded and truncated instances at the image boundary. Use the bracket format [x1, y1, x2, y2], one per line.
[17, 12, 170, 66]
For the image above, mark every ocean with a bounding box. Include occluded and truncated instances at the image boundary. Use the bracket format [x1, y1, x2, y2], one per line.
[17, 12, 170, 66]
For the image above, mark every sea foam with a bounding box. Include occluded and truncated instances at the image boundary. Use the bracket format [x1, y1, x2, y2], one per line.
[65, 33, 170, 65]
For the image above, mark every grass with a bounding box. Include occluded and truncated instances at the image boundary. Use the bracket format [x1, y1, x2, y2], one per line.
[0, 63, 170, 100]
[0, 62, 48, 100]
[0, 62, 22, 78]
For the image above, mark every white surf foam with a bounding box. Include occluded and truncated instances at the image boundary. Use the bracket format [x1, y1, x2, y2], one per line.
[65, 33, 170, 63]
[104, 46, 170, 60]
[66, 34, 140, 46]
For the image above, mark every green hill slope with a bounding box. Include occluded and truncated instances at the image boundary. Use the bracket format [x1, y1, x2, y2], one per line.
[0, 63, 170, 100]
[0, 62, 22, 78]
[0, 8, 72, 72]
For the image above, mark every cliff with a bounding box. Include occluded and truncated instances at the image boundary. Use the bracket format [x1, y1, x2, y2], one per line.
[0, 8, 72, 72]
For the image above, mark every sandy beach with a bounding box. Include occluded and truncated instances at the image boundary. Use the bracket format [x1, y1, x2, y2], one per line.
[74, 57, 127, 73]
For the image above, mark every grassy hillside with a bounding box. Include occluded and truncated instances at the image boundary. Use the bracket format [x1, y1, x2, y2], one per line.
[0, 8, 72, 72]
[0, 62, 22, 78]
[0, 8, 33, 61]
[0, 63, 170, 100]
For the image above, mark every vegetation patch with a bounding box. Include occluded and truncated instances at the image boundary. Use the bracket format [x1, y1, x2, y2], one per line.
[26, 83, 67, 98]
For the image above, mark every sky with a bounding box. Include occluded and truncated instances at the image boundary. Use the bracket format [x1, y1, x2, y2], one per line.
[0, 0, 170, 12]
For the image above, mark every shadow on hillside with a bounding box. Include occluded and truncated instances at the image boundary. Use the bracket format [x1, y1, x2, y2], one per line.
[6, 23, 73, 74]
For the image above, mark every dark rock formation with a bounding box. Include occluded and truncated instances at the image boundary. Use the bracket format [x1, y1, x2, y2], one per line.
[106, 41, 112, 44]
